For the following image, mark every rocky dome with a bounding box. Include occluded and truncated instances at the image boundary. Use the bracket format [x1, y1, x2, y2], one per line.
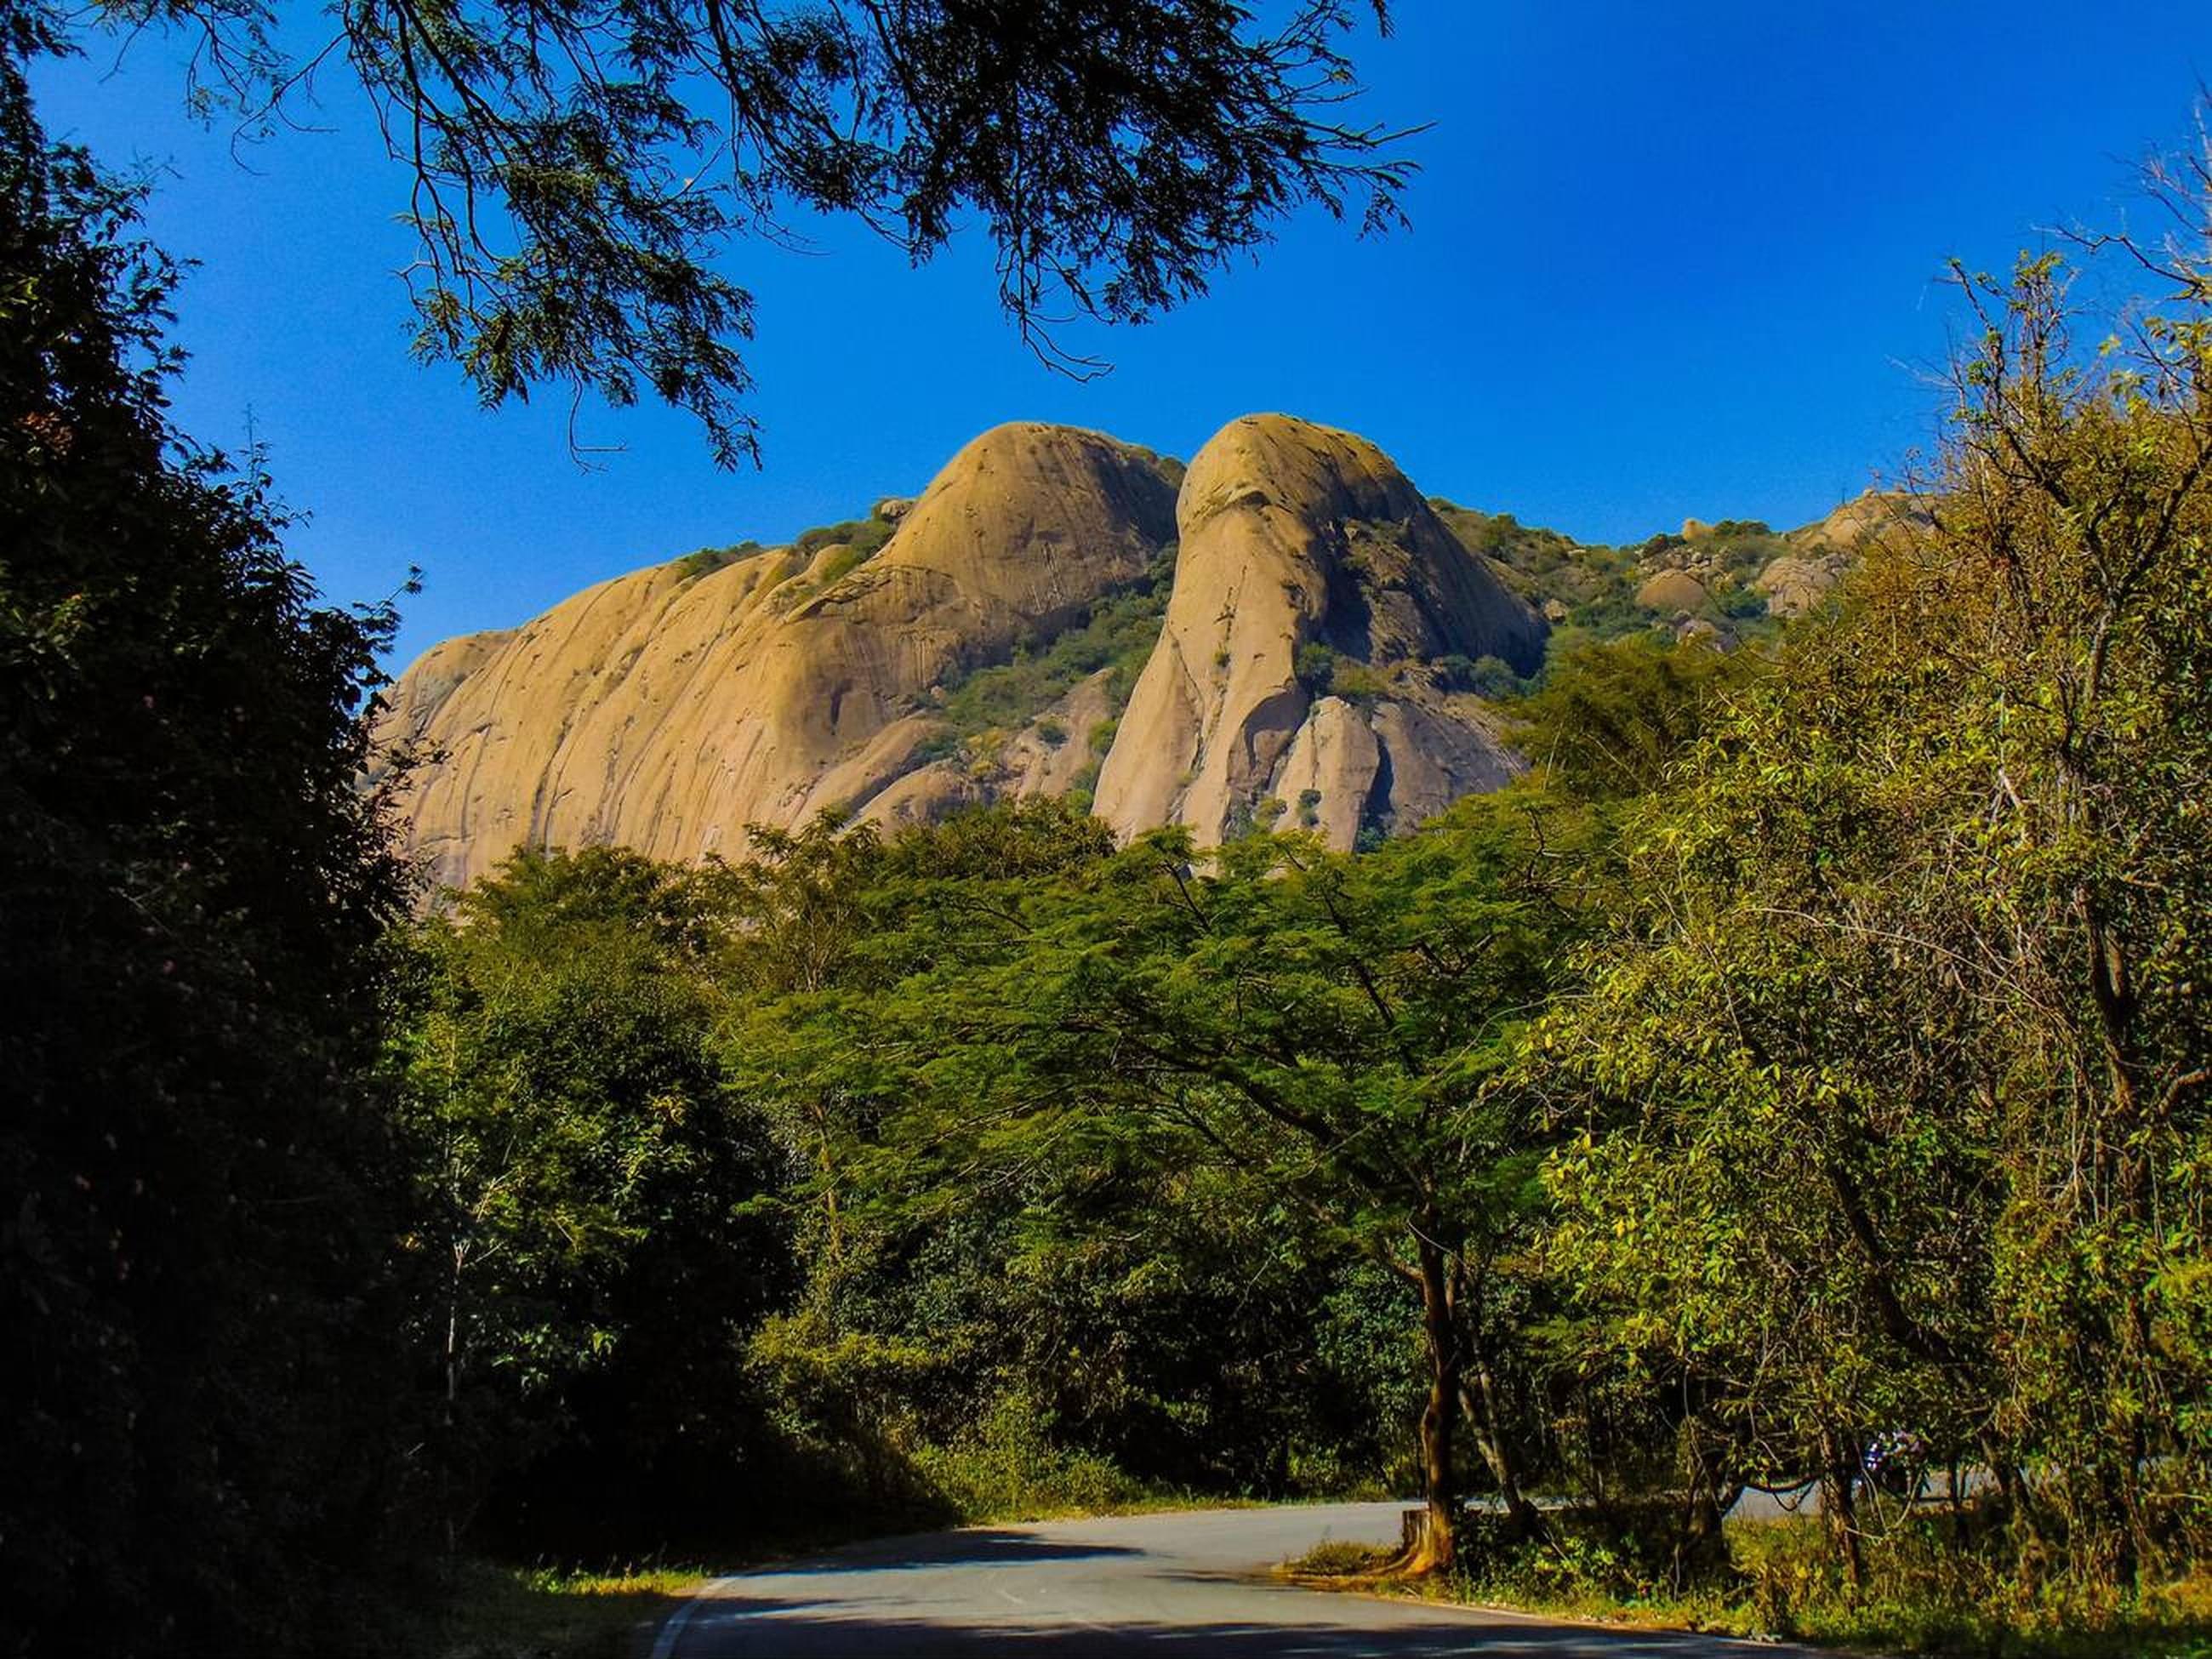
[376, 422, 1176, 889]
[1753, 554, 1841, 618]
[1094, 414, 1542, 847]
[373, 414, 1556, 889]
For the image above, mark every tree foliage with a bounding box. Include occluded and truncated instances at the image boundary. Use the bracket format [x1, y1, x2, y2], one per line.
[1508, 630, 1761, 801]
[1537, 220, 2212, 1599]
[733, 791, 1606, 1568]
[0, 63, 416, 1657]
[386, 846, 791, 1548]
[35, 0, 1412, 463]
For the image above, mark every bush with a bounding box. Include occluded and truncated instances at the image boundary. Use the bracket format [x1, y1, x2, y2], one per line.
[1435, 653, 1525, 698]
[1331, 661, 1388, 704]
[1718, 582, 1769, 621]
[672, 541, 762, 580]
[792, 516, 893, 559]
[1295, 641, 1340, 693]
[910, 1394, 1143, 1521]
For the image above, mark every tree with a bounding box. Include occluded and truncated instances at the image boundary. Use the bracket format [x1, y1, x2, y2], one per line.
[386, 845, 791, 1551]
[28, 0, 1414, 464]
[761, 790, 1605, 1571]
[1508, 630, 1761, 801]
[712, 802, 1437, 1521]
[1537, 199, 2212, 1597]
[0, 61, 417, 1658]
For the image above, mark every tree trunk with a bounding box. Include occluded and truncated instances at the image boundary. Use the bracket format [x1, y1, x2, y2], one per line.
[1457, 1365, 1541, 1536]
[1820, 1425, 1865, 1591]
[1981, 1432, 2048, 1587]
[443, 1238, 465, 1554]
[1672, 1417, 1737, 1588]
[1404, 1236, 1462, 1575]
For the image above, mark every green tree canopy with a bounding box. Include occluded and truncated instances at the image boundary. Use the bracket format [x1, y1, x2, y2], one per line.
[1538, 236, 2212, 1589]
[387, 845, 791, 1550]
[743, 790, 1608, 1570]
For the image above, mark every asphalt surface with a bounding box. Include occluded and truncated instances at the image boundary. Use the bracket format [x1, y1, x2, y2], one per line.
[649, 1501, 1824, 1657]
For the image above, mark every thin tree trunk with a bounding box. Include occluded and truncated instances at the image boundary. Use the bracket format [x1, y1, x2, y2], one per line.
[1821, 1426, 1866, 1591]
[1405, 1236, 1462, 1576]
[443, 1237, 465, 1554]
[1981, 1432, 2048, 1581]
[1457, 1362, 1541, 1535]
[1672, 1417, 1736, 1588]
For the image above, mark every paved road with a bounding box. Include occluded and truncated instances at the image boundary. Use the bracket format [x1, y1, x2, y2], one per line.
[650, 1502, 1820, 1657]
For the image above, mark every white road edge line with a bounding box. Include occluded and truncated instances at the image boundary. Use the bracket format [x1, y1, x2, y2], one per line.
[647, 1573, 743, 1659]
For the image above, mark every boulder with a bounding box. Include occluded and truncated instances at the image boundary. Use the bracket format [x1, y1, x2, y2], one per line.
[1635, 568, 1709, 613]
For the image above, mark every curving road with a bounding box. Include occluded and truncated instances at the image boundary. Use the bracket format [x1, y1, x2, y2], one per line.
[649, 1502, 1821, 1657]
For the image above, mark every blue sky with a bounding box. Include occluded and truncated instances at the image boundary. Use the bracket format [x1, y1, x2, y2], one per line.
[31, 2, 2212, 667]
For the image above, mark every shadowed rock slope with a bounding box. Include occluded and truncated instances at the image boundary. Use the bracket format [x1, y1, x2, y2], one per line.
[375, 414, 1554, 887]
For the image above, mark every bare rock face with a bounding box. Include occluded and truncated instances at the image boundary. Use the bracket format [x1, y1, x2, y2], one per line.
[1001, 670, 1120, 800]
[1092, 414, 1542, 847]
[379, 413, 1554, 889]
[378, 422, 1175, 889]
[1752, 490, 1929, 618]
[1789, 488, 1928, 553]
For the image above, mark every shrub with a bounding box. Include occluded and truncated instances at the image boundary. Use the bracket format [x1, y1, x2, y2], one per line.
[1718, 583, 1770, 621]
[1294, 641, 1340, 693]
[1330, 661, 1388, 704]
[673, 541, 762, 580]
[910, 1394, 1143, 1521]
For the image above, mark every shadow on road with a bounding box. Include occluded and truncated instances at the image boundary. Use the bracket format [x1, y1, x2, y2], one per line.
[766, 1528, 1149, 1575]
[679, 1596, 1765, 1656]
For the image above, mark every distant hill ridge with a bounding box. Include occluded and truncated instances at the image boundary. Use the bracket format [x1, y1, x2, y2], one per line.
[373, 413, 1896, 889]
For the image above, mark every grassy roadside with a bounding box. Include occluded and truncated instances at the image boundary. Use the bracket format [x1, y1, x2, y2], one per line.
[412, 1560, 705, 1659]
[1281, 1519, 2212, 1659]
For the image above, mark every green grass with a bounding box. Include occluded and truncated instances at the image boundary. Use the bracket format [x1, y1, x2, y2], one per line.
[924, 545, 1177, 748]
[897, 1390, 1304, 1525]
[1291, 1508, 2212, 1658]
[413, 1559, 704, 1659]
[1284, 1538, 1394, 1576]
